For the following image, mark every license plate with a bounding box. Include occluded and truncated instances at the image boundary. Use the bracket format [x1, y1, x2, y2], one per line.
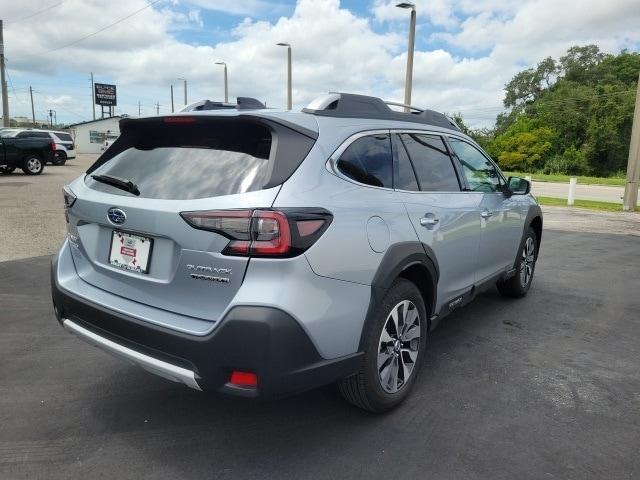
[109, 230, 153, 274]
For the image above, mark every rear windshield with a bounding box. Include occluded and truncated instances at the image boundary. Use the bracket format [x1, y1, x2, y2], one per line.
[87, 146, 270, 200]
[86, 117, 316, 200]
[55, 132, 73, 142]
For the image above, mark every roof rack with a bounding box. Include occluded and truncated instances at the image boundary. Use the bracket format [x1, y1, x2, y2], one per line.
[181, 97, 266, 112]
[302, 93, 460, 131]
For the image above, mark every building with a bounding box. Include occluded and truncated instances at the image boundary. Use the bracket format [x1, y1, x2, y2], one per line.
[68, 116, 123, 154]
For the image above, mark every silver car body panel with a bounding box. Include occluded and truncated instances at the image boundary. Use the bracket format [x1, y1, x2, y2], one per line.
[55, 106, 540, 367]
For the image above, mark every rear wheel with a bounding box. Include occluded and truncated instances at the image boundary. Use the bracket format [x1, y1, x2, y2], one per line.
[21, 155, 44, 175]
[52, 151, 67, 166]
[338, 279, 427, 412]
[0, 166, 16, 175]
[497, 227, 537, 298]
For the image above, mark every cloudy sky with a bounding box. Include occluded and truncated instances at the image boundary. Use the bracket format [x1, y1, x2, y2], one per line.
[2, 0, 639, 126]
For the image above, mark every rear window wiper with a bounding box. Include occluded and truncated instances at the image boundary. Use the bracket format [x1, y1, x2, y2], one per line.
[91, 174, 140, 196]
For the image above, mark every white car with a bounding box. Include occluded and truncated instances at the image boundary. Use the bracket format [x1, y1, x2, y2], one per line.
[10, 129, 76, 165]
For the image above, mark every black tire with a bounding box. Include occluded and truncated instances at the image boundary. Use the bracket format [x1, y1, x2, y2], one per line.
[338, 278, 428, 412]
[497, 226, 537, 298]
[52, 151, 67, 166]
[21, 155, 44, 176]
[0, 166, 16, 175]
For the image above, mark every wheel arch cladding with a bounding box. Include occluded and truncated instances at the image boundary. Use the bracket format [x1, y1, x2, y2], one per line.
[358, 242, 438, 350]
[524, 204, 543, 259]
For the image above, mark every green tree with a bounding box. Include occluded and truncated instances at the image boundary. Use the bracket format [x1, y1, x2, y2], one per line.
[487, 116, 555, 171]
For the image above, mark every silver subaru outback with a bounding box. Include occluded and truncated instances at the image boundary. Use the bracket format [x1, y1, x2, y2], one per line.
[51, 93, 542, 412]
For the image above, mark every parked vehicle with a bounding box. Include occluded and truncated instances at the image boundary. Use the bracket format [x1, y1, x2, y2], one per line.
[51, 93, 542, 412]
[0, 129, 55, 175]
[2, 129, 76, 165]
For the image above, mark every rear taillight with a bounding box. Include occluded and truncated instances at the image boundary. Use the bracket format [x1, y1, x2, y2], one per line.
[62, 185, 76, 208]
[180, 208, 332, 258]
[50, 142, 56, 151]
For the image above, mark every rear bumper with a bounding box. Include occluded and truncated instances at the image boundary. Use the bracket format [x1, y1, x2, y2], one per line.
[51, 255, 362, 398]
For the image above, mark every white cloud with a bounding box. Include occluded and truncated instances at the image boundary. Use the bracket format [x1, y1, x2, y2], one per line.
[1, 0, 639, 127]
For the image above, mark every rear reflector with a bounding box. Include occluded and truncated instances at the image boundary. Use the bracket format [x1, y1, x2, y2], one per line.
[229, 371, 258, 388]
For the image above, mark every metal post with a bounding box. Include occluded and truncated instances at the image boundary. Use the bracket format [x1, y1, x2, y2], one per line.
[90, 72, 95, 120]
[224, 64, 228, 103]
[29, 86, 36, 126]
[0, 20, 10, 127]
[404, 7, 416, 112]
[48, 109, 53, 129]
[138, 100, 141, 117]
[622, 71, 640, 211]
[286, 46, 292, 110]
[170, 85, 174, 113]
[568, 177, 577, 206]
[183, 79, 187, 105]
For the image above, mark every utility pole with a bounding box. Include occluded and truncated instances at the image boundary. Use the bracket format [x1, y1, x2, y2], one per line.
[170, 85, 174, 113]
[90, 72, 95, 120]
[29, 86, 36, 126]
[138, 100, 141, 117]
[48, 109, 53, 128]
[183, 79, 187, 105]
[53, 110, 56, 127]
[155, 102, 160, 115]
[622, 70, 640, 211]
[1, 20, 10, 127]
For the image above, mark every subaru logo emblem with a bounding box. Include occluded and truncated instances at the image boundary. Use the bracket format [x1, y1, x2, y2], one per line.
[107, 207, 126, 225]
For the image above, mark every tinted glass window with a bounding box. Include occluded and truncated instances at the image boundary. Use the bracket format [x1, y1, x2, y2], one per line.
[86, 123, 273, 200]
[55, 133, 73, 142]
[17, 131, 50, 139]
[336, 134, 393, 188]
[449, 138, 501, 192]
[392, 134, 419, 191]
[399, 133, 460, 192]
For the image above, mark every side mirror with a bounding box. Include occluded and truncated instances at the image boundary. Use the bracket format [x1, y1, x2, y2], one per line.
[507, 176, 531, 196]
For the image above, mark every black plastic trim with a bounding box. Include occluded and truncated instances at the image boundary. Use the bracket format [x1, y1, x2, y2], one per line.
[357, 242, 439, 350]
[51, 257, 360, 397]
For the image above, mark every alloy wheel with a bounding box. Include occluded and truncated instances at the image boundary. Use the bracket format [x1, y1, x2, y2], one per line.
[377, 300, 421, 394]
[26, 157, 42, 173]
[520, 237, 535, 287]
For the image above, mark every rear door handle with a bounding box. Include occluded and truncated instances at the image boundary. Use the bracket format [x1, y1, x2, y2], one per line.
[420, 217, 439, 227]
[481, 210, 493, 219]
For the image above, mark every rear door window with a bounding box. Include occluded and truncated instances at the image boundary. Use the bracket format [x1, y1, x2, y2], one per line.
[399, 133, 460, 192]
[336, 134, 393, 188]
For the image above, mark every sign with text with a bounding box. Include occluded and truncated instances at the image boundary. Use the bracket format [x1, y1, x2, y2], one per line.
[94, 83, 117, 106]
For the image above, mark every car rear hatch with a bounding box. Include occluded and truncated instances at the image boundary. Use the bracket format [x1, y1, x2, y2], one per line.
[66, 114, 317, 330]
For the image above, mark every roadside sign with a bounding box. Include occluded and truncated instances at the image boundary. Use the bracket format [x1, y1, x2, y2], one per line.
[94, 83, 117, 106]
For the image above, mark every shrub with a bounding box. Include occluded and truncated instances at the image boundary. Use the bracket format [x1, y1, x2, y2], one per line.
[542, 146, 590, 175]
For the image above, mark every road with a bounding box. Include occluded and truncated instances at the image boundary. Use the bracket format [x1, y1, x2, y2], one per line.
[531, 180, 639, 205]
[2, 227, 640, 479]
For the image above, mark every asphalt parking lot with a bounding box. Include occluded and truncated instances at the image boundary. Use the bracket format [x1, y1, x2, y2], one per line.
[1, 159, 640, 479]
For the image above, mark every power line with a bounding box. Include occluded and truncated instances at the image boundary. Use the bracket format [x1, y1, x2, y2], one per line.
[21, 0, 161, 58]
[4, 2, 65, 24]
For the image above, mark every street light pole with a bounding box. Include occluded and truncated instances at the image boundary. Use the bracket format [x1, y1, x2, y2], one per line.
[0, 20, 10, 127]
[215, 62, 228, 103]
[622, 70, 640, 211]
[170, 84, 174, 113]
[277, 43, 292, 110]
[397, 3, 416, 112]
